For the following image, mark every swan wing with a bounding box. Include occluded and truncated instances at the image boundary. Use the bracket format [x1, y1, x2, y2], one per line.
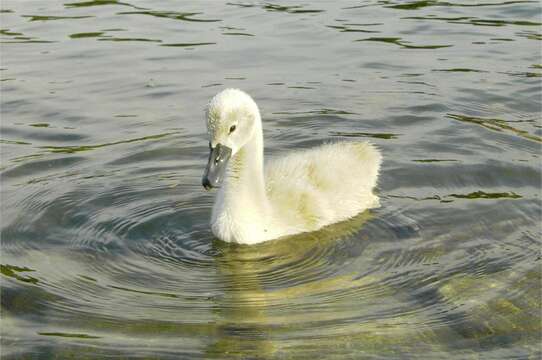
[265, 141, 382, 232]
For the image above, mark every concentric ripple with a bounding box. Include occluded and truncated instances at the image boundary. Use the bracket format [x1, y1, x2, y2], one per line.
[1, 0, 541, 359]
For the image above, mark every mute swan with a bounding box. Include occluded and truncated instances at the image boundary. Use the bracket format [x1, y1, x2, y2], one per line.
[202, 89, 382, 244]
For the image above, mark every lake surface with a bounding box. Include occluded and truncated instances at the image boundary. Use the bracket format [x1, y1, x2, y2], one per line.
[1, 1, 541, 358]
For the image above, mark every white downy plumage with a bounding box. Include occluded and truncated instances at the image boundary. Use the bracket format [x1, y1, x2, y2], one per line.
[203, 89, 382, 244]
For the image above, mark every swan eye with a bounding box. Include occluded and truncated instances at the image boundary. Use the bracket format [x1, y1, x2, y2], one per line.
[229, 125, 236, 134]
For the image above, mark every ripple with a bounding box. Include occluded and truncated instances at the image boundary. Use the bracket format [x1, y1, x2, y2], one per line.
[221, 32, 255, 37]
[64, 0, 145, 9]
[447, 113, 542, 142]
[331, 131, 400, 139]
[161, 42, 216, 47]
[0, 264, 39, 284]
[2, 0, 541, 357]
[2, 156, 85, 180]
[39, 131, 179, 154]
[22, 15, 94, 21]
[326, 24, 380, 33]
[68, 32, 104, 38]
[356, 37, 452, 49]
[117, 10, 220, 22]
[263, 3, 324, 14]
[38, 331, 101, 339]
[98, 37, 161, 43]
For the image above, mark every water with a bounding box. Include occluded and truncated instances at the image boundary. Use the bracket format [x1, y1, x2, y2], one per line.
[1, 0, 541, 358]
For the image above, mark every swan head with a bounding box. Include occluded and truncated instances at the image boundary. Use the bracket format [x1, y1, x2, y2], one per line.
[202, 88, 260, 190]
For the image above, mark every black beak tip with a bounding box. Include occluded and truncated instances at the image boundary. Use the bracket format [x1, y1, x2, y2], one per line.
[202, 177, 213, 191]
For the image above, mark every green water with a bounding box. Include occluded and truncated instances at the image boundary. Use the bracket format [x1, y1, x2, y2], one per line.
[1, 1, 541, 359]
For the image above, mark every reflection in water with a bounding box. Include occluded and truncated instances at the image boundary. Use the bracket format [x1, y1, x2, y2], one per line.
[1, 0, 541, 358]
[208, 213, 372, 358]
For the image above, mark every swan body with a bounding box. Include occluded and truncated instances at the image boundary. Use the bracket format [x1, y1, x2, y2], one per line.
[202, 89, 382, 244]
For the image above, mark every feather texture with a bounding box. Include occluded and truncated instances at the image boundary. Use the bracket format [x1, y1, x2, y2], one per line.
[204, 89, 382, 244]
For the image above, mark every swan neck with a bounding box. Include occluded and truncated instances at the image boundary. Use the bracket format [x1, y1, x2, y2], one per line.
[223, 115, 268, 210]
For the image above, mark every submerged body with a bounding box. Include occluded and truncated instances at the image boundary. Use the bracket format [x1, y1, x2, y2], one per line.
[203, 89, 382, 244]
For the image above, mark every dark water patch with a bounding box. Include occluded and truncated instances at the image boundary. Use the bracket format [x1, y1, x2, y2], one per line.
[161, 42, 216, 47]
[516, 31, 542, 40]
[144, 90, 176, 99]
[22, 15, 94, 21]
[432, 68, 487, 73]
[397, 80, 435, 87]
[79, 275, 97, 282]
[403, 16, 472, 21]
[69, 32, 104, 38]
[29, 123, 50, 128]
[0, 139, 31, 145]
[224, 77, 246, 80]
[451, 18, 542, 27]
[266, 82, 285, 85]
[38, 332, 101, 339]
[448, 191, 522, 200]
[331, 131, 399, 139]
[356, 37, 452, 49]
[222, 32, 255, 36]
[0, 29, 23, 36]
[384, 161, 542, 190]
[2, 156, 85, 180]
[385, 0, 537, 10]
[274, 109, 357, 116]
[64, 0, 146, 9]
[287, 86, 315, 89]
[400, 73, 424, 77]
[1, 285, 63, 328]
[387, 191, 522, 203]
[447, 113, 541, 142]
[226, 2, 256, 8]
[8, 153, 45, 164]
[65, 0, 120, 7]
[220, 26, 245, 31]
[403, 16, 541, 27]
[107, 145, 191, 165]
[202, 83, 222, 88]
[491, 38, 515, 41]
[117, 11, 220, 22]
[0, 9, 14, 13]
[385, 1, 440, 10]
[1, 40, 56, 44]
[263, 3, 324, 14]
[2, 126, 88, 143]
[98, 37, 161, 42]
[0, 264, 38, 284]
[412, 159, 458, 163]
[109, 285, 178, 298]
[343, 22, 383, 26]
[326, 25, 380, 33]
[39, 132, 179, 154]
[501, 71, 542, 78]
[388, 194, 444, 202]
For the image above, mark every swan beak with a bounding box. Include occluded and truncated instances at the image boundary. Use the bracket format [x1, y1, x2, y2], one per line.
[202, 143, 232, 190]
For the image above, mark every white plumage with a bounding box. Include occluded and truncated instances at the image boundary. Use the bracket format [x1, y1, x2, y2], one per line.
[203, 89, 382, 244]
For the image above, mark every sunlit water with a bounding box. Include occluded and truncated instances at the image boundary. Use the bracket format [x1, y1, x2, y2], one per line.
[1, 1, 541, 359]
